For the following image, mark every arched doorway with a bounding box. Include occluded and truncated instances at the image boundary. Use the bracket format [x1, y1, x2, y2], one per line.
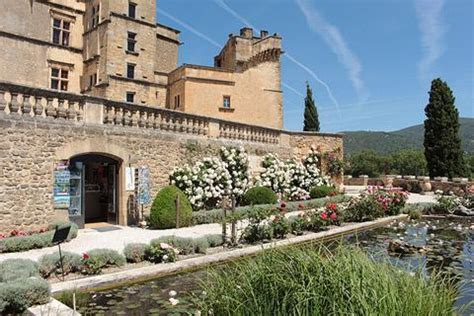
[68, 153, 121, 228]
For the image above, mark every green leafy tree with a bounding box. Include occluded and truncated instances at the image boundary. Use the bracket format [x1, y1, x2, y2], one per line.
[303, 83, 320, 132]
[389, 150, 428, 176]
[345, 150, 385, 177]
[424, 78, 466, 178]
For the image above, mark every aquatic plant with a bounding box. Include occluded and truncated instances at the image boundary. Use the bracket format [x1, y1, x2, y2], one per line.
[198, 246, 459, 315]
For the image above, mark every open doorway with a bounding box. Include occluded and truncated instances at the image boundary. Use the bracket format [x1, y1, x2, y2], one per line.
[68, 154, 120, 228]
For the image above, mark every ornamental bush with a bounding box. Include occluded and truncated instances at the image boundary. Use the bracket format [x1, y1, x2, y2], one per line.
[123, 243, 147, 263]
[0, 278, 50, 313]
[0, 259, 39, 282]
[310, 185, 337, 199]
[38, 251, 82, 278]
[241, 187, 278, 206]
[149, 186, 193, 229]
[81, 249, 126, 275]
[0, 222, 78, 253]
[145, 243, 177, 264]
[205, 234, 224, 247]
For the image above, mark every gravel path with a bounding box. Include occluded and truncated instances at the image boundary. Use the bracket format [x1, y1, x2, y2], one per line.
[0, 191, 437, 262]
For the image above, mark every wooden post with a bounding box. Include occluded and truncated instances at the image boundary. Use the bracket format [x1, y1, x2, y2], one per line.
[222, 197, 228, 243]
[175, 195, 180, 229]
[231, 196, 237, 246]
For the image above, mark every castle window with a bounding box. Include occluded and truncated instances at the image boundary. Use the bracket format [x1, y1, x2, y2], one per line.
[174, 95, 181, 109]
[126, 92, 135, 103]
[128, 2, 137, 19]
[91, 4, 100, 28]
[52, 18, 70, 46]
[50, 67, 69, 91]
[89, 73, 97, 88]
[127, 32, 137, 52]
[223, 96, 231, 108]
[127, 63, 135, 79]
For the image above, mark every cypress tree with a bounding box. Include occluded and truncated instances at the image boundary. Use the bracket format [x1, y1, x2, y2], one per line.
[423, 78, 466, 178]
[303, 83, 320, 132]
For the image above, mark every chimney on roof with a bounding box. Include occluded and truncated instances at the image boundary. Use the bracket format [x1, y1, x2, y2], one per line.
[240, 27, 253, 39]
[260, 30, 269, 38]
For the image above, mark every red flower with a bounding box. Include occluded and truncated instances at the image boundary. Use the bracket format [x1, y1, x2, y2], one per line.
[320, 212, 328, 220]
[280, 202, 287, 208]
[0, 233, 6, 239]
[82, 253, 90, 260]
[330, 212, 337, 221]
[326, 203, 337, 212]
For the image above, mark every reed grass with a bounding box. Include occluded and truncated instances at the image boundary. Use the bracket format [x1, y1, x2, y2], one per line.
[199, 245, 459, 315]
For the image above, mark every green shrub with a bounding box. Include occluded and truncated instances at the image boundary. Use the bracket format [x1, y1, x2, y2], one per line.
[152, 236, 210, 255]
[199, 246, 458, 315]
[240, 208, 275, 244]
[193, 237, 210, 254]
[149, 186, 193, 229]
[0, 259, 39, 282]
[81, 249, 126, 275]
[268, 215, 290, 239]
[0, 222, 78, 253]
[38, 251, 81, 278]
[241, 187, 278, 206]
[309, 185, 336, 199]
[0, 278, 50, 313]
[205, 234, 224, 247]
[145, 243, 177, 264]
[288, 215, 307, 236]
[152, 236, 195, 255]
[406, 207, 423, 220]
[123, 243, 147, 263]
[340, 196, 383, 223]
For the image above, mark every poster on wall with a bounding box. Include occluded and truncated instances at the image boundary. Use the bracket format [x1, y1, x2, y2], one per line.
[125, 167, 136, 191]
[53, 162, 71, 209]
[137, 166, 151, 205]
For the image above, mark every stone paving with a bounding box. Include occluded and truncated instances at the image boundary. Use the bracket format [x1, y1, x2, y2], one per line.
[0, 191, 436, 263]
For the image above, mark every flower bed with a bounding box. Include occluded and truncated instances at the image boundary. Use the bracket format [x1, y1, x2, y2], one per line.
[0, 222, 78, 253]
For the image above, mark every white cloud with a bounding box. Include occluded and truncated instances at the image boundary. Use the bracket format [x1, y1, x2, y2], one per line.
[213, 0, 341, 112]
[295, 0, 367, 100]
[415, 0, 446, 80]
[213, 0, 256, 29]
[157, 8, 221, 48]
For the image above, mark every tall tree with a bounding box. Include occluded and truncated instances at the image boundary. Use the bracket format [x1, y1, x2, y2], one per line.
[424, 78, 466, 178]
[303, 83, 320, 132]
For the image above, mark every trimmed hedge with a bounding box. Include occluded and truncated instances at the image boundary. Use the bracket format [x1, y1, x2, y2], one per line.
[86, 249, 126, 268]
[309, 185, 337, 199]
[241, 187, 278, 206]
[38, 251, 82, 278]
[0, 259, 50, 313]
[0, 259, 39, 282]
[123, 243, 147, 263]
[0, 278, 50, 313]
[192, 195, 352, 225]
[149, 186, 193, 229]
[0, 222, 78, 253]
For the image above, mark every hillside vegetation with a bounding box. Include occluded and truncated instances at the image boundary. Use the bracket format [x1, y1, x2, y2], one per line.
[343, 117, 473, 155]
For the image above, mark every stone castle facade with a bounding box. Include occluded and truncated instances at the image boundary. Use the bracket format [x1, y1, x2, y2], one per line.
[0, 0, 283, 128]
[0, 0, 342, 233]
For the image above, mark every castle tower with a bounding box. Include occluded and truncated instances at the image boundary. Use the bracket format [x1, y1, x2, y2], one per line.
[168, 27, 284, 129]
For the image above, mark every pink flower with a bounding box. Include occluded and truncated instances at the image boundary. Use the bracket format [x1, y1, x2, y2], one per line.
[82, 253, 90, 260]
[330, 213, 337, 221]
[321, 212, 328, 220]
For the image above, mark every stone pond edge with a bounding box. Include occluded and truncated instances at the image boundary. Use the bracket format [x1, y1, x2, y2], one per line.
[51, 214, 407, 294]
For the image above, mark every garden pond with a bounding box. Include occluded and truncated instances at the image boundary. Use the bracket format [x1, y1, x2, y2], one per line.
[62, 217, 474, 315]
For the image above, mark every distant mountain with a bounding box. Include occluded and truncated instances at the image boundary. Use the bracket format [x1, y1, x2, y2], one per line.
[342, 117, 474, 155]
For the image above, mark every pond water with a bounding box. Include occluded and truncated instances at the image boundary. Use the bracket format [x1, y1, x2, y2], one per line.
[64, 218, 474, 315]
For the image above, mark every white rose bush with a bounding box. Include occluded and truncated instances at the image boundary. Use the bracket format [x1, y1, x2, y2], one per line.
[170, 146, 333, 210]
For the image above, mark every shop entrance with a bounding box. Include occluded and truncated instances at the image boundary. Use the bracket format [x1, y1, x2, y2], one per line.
[68, 154, 120, 228]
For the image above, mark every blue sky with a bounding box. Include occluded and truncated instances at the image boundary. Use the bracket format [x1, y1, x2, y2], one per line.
[157, 0, 473, 133]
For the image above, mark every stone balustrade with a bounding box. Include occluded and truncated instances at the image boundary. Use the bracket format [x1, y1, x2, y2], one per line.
[0, 82, 84, 122]
[102, 101, 209, 136]
[0, 81, 289, 145]
[219, 121, 280, 144]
